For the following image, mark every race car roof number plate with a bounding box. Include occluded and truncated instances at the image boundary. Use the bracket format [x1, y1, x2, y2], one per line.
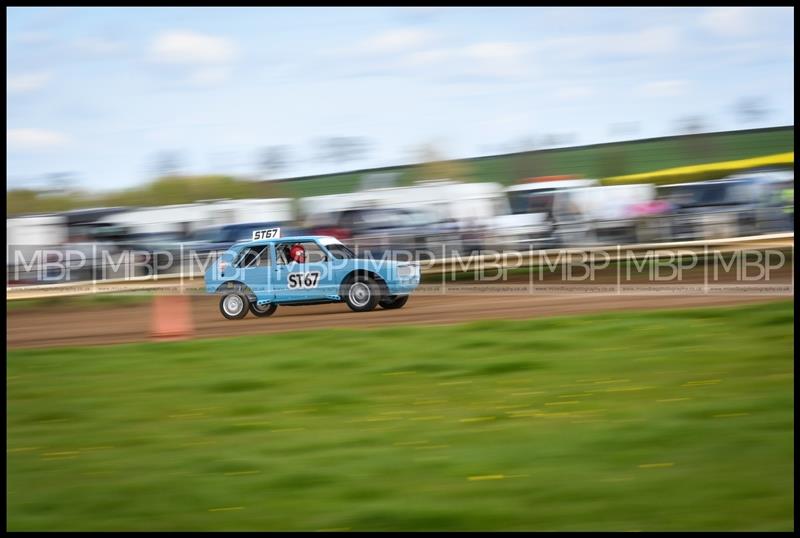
[252, 228, 280, 240]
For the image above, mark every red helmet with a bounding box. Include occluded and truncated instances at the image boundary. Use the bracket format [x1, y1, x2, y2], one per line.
[289, 244, 305, 263]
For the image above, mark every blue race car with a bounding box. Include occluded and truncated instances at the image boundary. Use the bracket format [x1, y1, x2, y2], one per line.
[204, 229, 421, 320]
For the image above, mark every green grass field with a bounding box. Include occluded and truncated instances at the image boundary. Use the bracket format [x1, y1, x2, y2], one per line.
[6, 301, 794, 531]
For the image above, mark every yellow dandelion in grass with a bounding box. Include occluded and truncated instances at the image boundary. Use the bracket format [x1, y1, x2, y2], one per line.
[682, 379, 721, 387]
[413, 399, 447, 405]
[468, 474, 528, 481]
[459, 416, 496, 423]
[600, 476, 634, 482]
[592, 379, 631, 385]
[393, 440, 429, 446]
[234, 421, 271, 427]
[413, 455, 451, 463]
[181, 440, 216, 447]
[507, 409, 544, 418]
[468, 474, 506, 481]
[224, 470, 261, 476]
[281, 408, 318, 414]
[168, 412, 205, 419]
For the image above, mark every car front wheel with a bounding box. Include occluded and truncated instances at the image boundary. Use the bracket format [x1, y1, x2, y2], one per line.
[220, 292, 249, 320]
[344, 276, 380, 312]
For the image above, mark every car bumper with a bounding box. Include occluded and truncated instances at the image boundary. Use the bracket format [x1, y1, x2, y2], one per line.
[388, 274, 420, 295]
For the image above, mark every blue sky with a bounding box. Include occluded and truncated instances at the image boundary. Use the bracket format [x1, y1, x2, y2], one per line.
[6, 7, 795, 191]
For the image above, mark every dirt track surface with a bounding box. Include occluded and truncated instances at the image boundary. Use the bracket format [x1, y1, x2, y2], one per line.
[7, 285, 792, 349]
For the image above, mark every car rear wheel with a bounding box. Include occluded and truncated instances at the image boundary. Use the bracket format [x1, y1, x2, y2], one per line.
[249, 302, 278, 317]
[379, 295, 409, 310]
[344, 276, 380, 312]
[220, 292, 249, 320]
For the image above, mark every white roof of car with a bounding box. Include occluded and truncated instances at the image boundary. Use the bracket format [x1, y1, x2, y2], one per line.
[317, 236, 344, 246]
[506, 179, 600, 192]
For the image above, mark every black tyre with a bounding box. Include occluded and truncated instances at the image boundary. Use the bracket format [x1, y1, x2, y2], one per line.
[344, 275, 381, 312]
[249, 302, 278, 318]
[379, 295, 409, 310]
[219, 292, 249, 320]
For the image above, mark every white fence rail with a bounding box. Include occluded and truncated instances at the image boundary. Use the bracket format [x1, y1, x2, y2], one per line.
[6, 232, 793, 301]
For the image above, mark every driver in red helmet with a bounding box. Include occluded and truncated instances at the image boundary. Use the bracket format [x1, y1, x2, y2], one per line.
[289, 243, 306, 264]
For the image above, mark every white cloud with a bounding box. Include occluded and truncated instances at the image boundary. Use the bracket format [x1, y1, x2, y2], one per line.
[625, 27, 681, 55]
[556, 87, 594, 101]
[7, 72, 52, 94]
[464, 42, 525, 62]
[700, 8, 755, 38]
[7, 128, 69, 150]
[149, 31, 237, 86]
[338, 25, 681, 83]
[150, 30, 237, 64]
[361, 28, 433, 54]
[542, 26, 681, 60]
[188, 66, 232, 86]
[396, 41, 530, 80]
[637, 80, 690, 97]
[401, 48, 453, 67]
[462, 41, 529, 78]
[14, 31, 50, 46]
[74, 36, 125, 56]
[386, 26, 680, 82]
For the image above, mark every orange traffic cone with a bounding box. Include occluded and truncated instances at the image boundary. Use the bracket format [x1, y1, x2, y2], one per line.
[151, 294, 194, 341]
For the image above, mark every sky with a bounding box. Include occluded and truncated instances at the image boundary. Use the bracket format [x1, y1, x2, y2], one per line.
[6, 7, 795, 192]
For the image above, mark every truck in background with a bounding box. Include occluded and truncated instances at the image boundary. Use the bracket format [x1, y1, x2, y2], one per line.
[7, 214, 69, 284]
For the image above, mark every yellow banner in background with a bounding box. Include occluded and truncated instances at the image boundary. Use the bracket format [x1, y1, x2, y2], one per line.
[604, 152, 795, 185]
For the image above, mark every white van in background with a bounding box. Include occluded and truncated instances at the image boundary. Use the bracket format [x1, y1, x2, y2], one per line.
[299, 180, 507, 224]
[551, 183, 656, 246]
[7, 214, 69, 284]
[204, 198, 294, 228]
[496, 178, 600, 246]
